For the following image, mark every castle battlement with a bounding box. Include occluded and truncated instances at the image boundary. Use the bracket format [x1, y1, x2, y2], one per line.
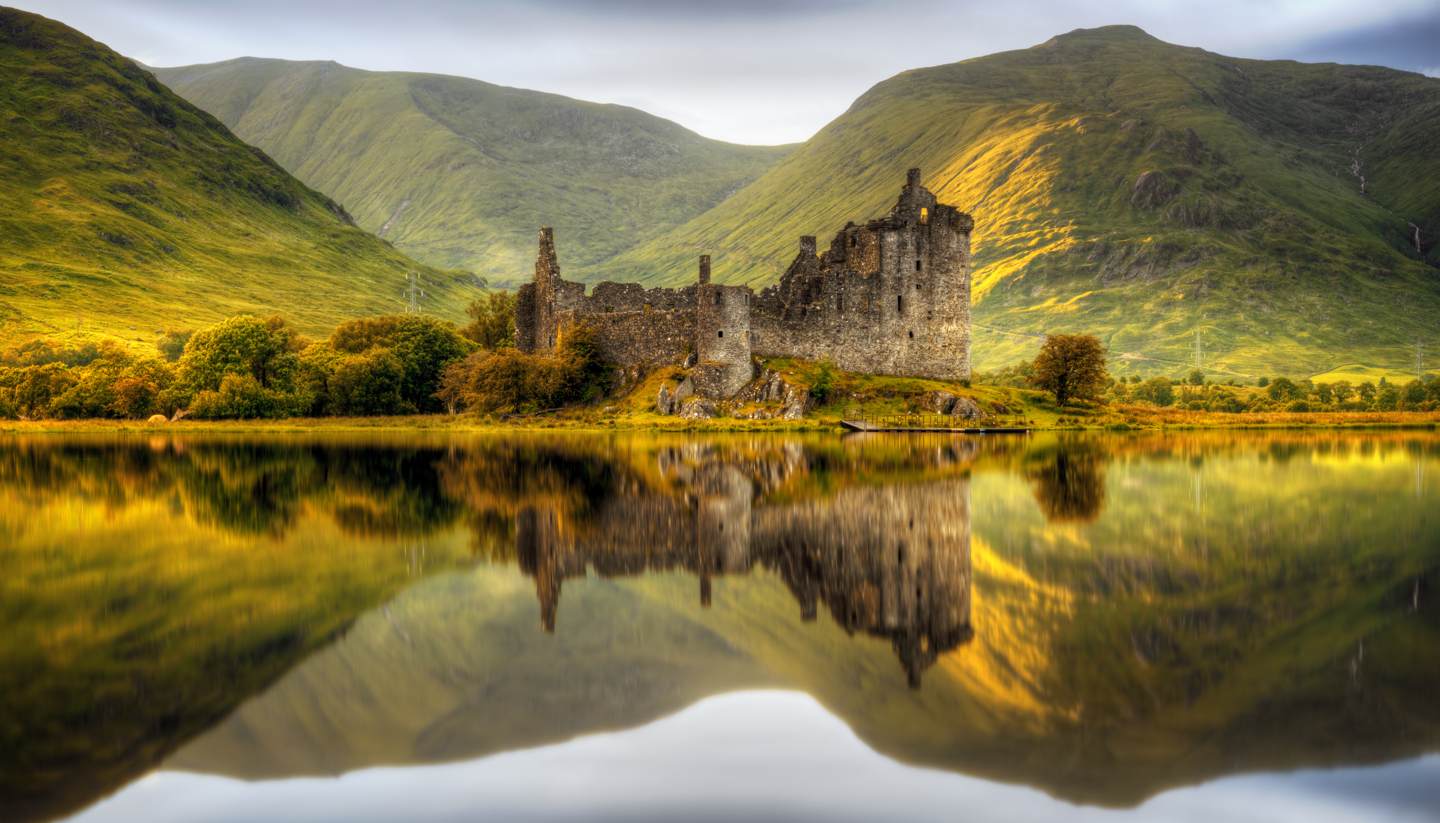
[515, 170, 974, 397]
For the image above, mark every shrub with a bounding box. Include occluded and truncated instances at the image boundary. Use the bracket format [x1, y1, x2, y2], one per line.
[439, 323, 610, 414]
[809, 360, 838, 405]
[1133, 376, 1175, 407]
[188, 374, 295, 419]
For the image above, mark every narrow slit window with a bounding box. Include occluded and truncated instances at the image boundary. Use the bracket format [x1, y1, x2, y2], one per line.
[919, 207, 929, 224]
[897, 295, 903, 313]
[915, 259, 922, 272]
[908, 330, 914, 339]
[717, 330, 724, 338]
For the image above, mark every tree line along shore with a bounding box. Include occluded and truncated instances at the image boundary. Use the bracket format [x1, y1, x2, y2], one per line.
[1, 297, 1437, 428]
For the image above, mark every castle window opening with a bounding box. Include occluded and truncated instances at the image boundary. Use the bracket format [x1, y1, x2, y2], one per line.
[714, 291, 722, 306]
[920, 207, 929, 224]
[850, 235, 857, 248]
[718, 330, 724, 338]
[915, 259, 922, 272]
[908, 330, 914, 339]
[897, 295, 903, 312]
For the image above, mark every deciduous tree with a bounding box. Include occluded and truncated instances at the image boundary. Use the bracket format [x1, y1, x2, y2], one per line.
[1031, 334, 1108, 407]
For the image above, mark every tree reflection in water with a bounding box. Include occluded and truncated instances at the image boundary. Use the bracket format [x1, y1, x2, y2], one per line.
[2, 431, 1438, 821]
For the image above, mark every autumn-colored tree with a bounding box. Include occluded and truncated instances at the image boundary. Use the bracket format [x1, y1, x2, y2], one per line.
[1031, 334, 1108, 406]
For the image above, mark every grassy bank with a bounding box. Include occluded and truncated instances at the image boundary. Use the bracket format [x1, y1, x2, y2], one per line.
[4, 397, 1436, 435]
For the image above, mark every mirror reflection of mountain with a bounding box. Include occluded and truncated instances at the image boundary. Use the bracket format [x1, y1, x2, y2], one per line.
[3, 432, 1439, 820]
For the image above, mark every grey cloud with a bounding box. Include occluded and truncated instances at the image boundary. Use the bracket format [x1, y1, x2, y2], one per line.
[12, 0, 1439, 144]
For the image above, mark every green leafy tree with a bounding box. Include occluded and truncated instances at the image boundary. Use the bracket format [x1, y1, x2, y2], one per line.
[176, 315, 303, 399]
[156, 329, 194, 362]
[1133, 376, 1175, 407]
[1186, 369, 1205, 386]
[1031, 334, 1108, 406]
[328, 350, 407, 416]
[329, 315, 472, 413]
[1267, 377, 1303, 401]
[461, 292, 518, 350]
[1375, 384, 1401, 411]
[1402, 380, 1427, 409]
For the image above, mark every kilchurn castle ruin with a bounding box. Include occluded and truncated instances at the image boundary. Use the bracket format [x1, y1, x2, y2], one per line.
[516, 169, 974, 398]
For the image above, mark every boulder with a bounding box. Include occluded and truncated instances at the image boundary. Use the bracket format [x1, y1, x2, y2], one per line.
[921, 391, 985, 421]
[952, 397, 984, 420]
[678, 397, 719, 420]
[923, 390, 960, 413]
[736, 368, 811, 419]
[656, 376, 695, 415]
[146, 414, 168, 426]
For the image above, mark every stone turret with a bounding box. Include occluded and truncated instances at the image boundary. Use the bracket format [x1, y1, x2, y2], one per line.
[695, 257, 753, 398]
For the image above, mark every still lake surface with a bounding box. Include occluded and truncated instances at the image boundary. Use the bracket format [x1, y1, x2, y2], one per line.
[2, 430, 1437, 822]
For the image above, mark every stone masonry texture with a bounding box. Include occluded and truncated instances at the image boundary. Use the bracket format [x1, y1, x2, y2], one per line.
[516, 170, 974, 397]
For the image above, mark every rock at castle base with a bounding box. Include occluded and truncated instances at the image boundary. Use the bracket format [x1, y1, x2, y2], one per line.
[656, 376, 695, 415]
[678, 397, 719, 420]
[734, 368, 811, 420]
[923, 391, 984, 420]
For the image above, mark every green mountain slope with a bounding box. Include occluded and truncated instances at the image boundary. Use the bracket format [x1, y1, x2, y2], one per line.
[598, 27, 1440, 376]
[0, 7, 472, 347]
[151, 58, 789, 284]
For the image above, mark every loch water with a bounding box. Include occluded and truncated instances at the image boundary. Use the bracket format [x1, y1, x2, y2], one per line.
[2, 430, 1438, 822]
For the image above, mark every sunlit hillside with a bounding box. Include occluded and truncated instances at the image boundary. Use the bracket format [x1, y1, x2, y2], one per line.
[0, 8, 474, 348]
[152, 58, 789, 283]
[596, 27, 1440, 376]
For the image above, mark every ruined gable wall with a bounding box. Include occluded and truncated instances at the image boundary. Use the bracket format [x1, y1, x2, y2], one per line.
[752, 202, 972, 381]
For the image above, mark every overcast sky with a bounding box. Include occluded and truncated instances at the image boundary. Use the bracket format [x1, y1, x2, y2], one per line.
[15, 0, 1440, 144]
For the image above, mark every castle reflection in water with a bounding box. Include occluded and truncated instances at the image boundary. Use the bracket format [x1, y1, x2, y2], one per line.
[513, 441, 976, 686]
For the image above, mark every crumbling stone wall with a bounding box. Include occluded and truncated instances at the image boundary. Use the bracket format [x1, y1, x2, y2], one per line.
[555, 307, 695, 367]
[514, 169, 973, 396]
[751, 168, 973, 381]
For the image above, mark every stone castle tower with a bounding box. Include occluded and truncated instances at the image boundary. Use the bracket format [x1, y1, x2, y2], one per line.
[514, 169, 974, 396]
